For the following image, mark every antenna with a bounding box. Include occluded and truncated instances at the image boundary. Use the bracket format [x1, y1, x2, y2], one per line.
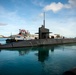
[43, 12, 45, 28]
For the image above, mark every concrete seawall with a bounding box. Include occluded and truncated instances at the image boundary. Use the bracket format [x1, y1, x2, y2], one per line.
[0, 38, 76, 49]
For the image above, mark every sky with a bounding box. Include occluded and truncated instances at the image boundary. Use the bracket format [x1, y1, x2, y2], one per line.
[0, 0, 76, 37]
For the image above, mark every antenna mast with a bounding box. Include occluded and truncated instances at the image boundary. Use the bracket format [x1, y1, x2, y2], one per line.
[43, 12, 45, 28]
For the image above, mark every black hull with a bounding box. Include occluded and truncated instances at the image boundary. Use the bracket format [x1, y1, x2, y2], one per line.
[6, 39, 23, 43]
[0, 38, 76, 49]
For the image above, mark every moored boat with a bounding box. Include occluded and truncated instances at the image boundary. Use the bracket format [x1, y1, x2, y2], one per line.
[6, 29, 33, 43]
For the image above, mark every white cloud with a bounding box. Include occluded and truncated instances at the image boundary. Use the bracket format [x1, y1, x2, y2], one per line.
[39, 13, 44, 17]
[0, 5, 27, 36]
[44, 0, 76, 12]
[45, 17, 76, 37]
[31, 0, 45, 7]
[0, 11, 26, 25]
[69, 0, 76, 7]
[0, 23, 7, 26]
[44, 2, 64, 12]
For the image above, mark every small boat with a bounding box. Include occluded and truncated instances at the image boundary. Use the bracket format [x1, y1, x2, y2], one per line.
[6, 29, 33, 43]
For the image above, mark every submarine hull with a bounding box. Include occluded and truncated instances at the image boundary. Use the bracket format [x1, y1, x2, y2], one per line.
[0, 38, 76, 49]
[6, 39, 23, 43]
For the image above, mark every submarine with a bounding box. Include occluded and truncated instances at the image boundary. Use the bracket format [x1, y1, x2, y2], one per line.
[0, 12, 76, 49]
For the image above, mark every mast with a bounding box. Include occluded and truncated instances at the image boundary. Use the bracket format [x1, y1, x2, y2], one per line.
[43, 12, 45, 28]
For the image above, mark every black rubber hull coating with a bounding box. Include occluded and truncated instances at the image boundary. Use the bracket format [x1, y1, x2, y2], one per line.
[6, 39, 23, 43]
[0, 38, 76, 49]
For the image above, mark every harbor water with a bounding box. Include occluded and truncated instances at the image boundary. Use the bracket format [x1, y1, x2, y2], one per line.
[0, 38, 76, 75]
